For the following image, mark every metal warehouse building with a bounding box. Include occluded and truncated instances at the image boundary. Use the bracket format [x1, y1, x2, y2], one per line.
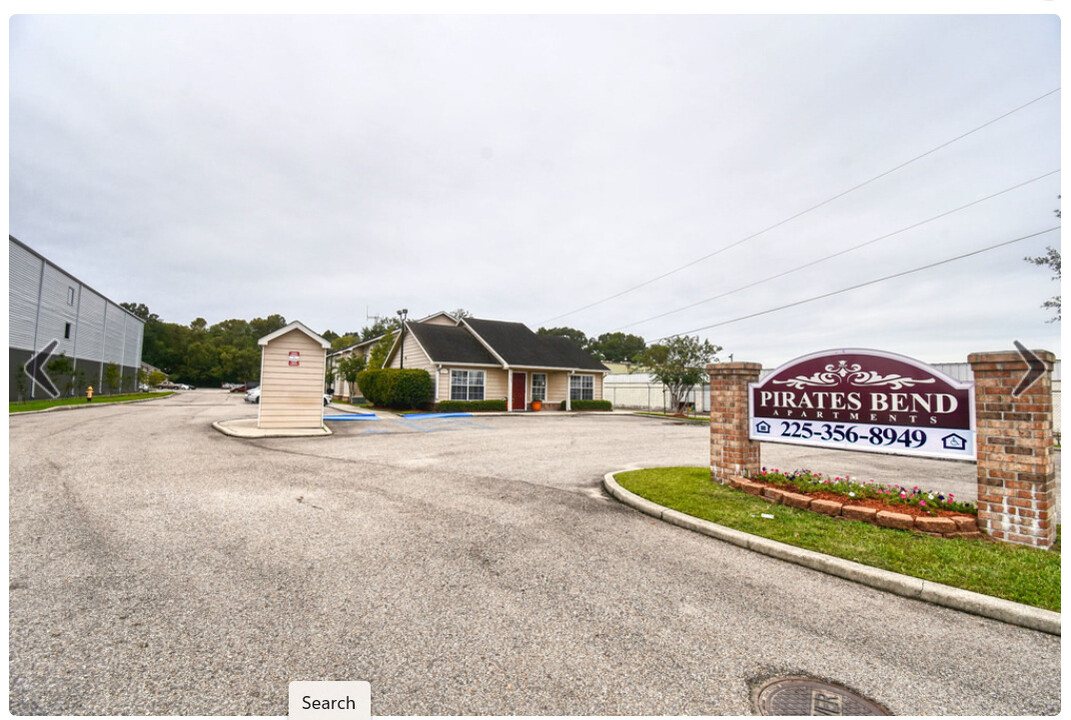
[9, 236, 144, 400]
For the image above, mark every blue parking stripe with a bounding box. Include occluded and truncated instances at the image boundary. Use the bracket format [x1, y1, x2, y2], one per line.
[387, 418, 429, 432]
[403, 412, 474, 419]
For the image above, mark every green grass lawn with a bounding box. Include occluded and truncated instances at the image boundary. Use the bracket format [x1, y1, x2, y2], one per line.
[10, 391, 174, 413]
[616, 466, 1060, 612]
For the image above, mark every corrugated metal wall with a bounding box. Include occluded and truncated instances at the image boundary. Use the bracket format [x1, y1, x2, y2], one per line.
[78, 289, 107, 363]
[9, 240, 41, 351]
[9, 237, 145, 399]
[39, 264, 80, 359]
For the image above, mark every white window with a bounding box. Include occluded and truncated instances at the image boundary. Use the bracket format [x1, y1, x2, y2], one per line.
[450, 369, 485, 401]
[570, 374, 594, 401]
[531, 373, 547, 402]
[67, 287, 75, 305]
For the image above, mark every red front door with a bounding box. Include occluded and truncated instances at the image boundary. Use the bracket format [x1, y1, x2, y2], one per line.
[511, 373, 526, 410]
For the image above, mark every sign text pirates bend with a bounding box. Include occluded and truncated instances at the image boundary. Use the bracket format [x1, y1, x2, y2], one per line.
[749, 349, 976, 460]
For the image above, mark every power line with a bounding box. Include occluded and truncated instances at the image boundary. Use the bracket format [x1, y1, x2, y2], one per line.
[613, 169, 1061, 331]
[657, 225, 1060, 340]
[540, 87, 1061, 325]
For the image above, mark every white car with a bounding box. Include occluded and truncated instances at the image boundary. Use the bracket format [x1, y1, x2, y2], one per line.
[245, 386, 332, 406]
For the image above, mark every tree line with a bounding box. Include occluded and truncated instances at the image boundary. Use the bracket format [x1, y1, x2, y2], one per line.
[124, 304, 414, 387]
[122, 303, 287, 386]
[125, 303, 723, 413]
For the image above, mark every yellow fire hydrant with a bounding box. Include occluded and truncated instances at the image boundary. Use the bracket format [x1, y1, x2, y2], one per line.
[86, 385, 93, 402]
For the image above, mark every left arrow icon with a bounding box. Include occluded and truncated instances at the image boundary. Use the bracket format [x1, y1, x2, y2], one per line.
[24, 339, 60, 398]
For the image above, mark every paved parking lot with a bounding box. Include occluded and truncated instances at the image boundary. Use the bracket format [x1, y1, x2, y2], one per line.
[8, 391, 1061, 715]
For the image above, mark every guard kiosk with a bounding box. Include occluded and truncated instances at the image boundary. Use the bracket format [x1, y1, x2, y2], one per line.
[257, 321, 331, 430]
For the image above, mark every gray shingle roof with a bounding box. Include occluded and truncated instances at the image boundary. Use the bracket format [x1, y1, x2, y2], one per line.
[400, 315, 608, 372]
[405, 323, 500, 365]
[464, 318, 608, 371]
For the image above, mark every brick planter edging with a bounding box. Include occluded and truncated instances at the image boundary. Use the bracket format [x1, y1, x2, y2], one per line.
[731, 476, 983, 540]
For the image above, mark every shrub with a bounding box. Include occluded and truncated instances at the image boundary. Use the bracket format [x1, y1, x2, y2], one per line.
[357, 368, 433, 409]
[561, 399, 613, 411]
[436, 399, 507, 412]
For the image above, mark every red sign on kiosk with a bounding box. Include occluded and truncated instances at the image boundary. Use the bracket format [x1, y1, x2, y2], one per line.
[288, 351, 300, 367]
[749, 349, 975, 460]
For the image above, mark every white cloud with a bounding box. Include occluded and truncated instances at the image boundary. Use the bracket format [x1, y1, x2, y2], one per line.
[9, 12, 1061, 364]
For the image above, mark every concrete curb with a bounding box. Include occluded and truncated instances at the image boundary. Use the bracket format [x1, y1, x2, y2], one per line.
[603, 470, 1060, 636]
[212, 419, 333, 438]
[10, 393, 177, 415]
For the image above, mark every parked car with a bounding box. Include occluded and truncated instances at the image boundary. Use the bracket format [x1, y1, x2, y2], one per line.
[244, 386, 332, 406]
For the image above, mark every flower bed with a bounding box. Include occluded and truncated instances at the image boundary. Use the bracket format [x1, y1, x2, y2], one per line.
[748, 468, 976, 516]
[732, 469, 982, 540]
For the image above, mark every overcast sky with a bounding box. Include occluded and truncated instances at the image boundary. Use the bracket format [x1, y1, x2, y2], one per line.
[8, 9, 1062, 367]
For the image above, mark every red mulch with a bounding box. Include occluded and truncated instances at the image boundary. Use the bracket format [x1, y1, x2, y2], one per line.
[746, 477, 974, 519]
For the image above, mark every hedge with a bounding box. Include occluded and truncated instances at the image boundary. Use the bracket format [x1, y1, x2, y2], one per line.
[356, 368, 434, 409]
[436, 399, 507, 413]
[561, 399, 613, 411]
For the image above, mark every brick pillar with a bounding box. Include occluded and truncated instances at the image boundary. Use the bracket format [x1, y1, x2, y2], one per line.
[968, 349, 1057, 549]
[708, 362, 762, 484]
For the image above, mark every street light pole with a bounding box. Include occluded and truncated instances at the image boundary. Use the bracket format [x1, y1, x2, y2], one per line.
[396, 308, 408, 369]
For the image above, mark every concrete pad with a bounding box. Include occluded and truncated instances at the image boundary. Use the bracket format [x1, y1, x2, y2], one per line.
[212, 418, 332, 438]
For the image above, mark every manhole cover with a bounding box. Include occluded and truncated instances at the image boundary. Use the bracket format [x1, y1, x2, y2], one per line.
[754, 677, 890, 716]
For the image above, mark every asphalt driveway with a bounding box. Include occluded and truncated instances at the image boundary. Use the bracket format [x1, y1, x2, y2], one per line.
[8, 391, 1061, 715]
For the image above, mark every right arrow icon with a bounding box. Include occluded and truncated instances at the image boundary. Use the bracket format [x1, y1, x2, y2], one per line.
[1012, 341, 1046, 397]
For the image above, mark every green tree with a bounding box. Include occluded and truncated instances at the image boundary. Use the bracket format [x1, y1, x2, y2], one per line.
[46, 353, 76, 396]
[640, 335, 721, 414]
[182, 341, 221, 385]
[361, 317, 400, 342]
[13, 363, 28, 403]
[248, 314, 287, 340]
[103, 363, 122, 395]
[120, 302, 158, 322]
[1025, 246, 1061, 323]
[336, 354, 367, 399]
[367, 331, 396, 369]
[537, 326, 593, 353]
[219, 346, 260, 383]
[330, 334, 361, 353]
[592, 332, 646, 363]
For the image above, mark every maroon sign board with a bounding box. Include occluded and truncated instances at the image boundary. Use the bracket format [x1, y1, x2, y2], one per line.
[749, 349, 975, 460]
